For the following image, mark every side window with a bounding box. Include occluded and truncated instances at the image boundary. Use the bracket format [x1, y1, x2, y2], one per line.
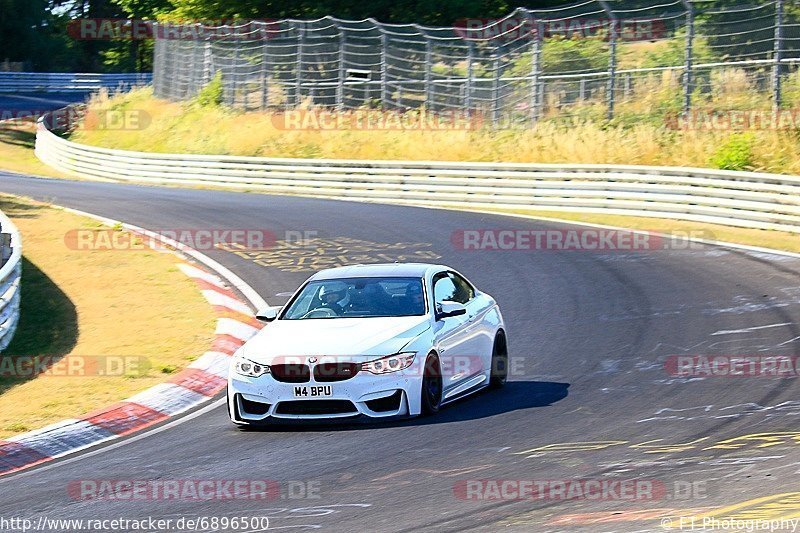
[433, 274, 458, 306]
[448, 273, 475, 304]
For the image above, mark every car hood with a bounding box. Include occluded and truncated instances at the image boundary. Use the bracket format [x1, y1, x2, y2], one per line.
[237, 316, 431, 363]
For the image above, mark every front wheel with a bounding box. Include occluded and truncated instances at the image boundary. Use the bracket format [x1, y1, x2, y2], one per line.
[490, 332, 508, 388]
[420, 353, 443, 415]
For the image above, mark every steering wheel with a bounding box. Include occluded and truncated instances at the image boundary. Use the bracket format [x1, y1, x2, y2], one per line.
[301, 308, 339, 319]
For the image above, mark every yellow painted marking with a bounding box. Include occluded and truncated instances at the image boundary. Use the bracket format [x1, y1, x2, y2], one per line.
[514, 441, 628, 456]
[704, 432, 800, 451]
[548, 508, 711, 525]
[219, 237, 442, 272]
[683, 492, 800, 522]
[630, 438, 709, 454]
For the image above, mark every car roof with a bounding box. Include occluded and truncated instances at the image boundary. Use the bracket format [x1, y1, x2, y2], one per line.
[309, 263, 448, 281]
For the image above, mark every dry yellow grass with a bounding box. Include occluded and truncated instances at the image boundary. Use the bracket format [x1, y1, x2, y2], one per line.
[71, 87, 800, 175]
[0, 195, 216, 438]
[0, 121, 70, 179]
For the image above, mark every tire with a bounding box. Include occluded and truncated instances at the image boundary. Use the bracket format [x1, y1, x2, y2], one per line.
[421, 353, 443, 416]
[490, 332, 508, 388]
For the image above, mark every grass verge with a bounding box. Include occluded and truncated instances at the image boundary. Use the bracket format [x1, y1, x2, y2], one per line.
[0, 121, 72, 179]
[0, 194, 216, 439]
[70, 86, 800, 175]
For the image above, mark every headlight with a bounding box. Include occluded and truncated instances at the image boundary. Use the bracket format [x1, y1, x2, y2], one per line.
[233, 357, 270, 378]
[361, 353, 416, 375]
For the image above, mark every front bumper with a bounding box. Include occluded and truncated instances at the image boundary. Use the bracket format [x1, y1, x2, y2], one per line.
[227, 370, 422, 424]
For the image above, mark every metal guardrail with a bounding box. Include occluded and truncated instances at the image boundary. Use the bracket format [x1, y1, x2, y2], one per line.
[0, 209, 22, 353]
[0, 72, 152, 93]
[34, 114, 800, 234]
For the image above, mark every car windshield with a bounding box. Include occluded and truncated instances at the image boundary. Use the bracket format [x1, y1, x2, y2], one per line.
[281, 277, 426, 320]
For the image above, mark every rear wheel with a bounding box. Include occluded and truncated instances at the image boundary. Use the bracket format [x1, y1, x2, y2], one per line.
[421, 353, 443, 415]
[490, 332, 508, 388]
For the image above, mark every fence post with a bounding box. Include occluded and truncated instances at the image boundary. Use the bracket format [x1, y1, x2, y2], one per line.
[525, 12, 543, 124]
[680, 0, 695, 114]
[773, 0, 785, 111]
[336, 23, 345, 110]
[421, 28, 432, 110]
[598, 1, 618, 120]
[204, 41, 213, 85]
[295, 22, 305, 106]
[492, 45, 501, 125]
[379, 25, 388, 108]
[231, 44, 240, 107]
[261, 26, 270, 110]
[153, 30, 163, 97]
[465, 41, 474, 116]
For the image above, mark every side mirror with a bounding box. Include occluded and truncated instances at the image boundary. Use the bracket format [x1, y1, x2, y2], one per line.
[436, 301, 467, 321]
[255, 306, 279, 323]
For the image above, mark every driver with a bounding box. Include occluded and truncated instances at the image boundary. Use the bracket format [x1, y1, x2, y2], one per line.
[318, 282, 347, 315]
[402, 282, 425, 314]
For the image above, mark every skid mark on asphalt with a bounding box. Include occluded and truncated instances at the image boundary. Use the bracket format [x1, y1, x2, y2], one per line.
[327, 465, 496, 497]
[371, 464, 495, 482]
[638, 403, 800, 424]
[712, 323, 793, 335]
[514, 441, 628, 458]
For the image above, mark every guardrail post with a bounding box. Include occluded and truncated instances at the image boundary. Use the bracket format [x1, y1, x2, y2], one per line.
[773, 0, 785, 111]
[680, 0, 695, 114]
[598, 1, 618, 120]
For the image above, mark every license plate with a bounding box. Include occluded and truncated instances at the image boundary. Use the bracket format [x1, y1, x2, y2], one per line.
[293, 386, 332, 398]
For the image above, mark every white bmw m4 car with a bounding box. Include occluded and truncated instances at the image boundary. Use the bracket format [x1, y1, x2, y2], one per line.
[227, 263, 507, 425]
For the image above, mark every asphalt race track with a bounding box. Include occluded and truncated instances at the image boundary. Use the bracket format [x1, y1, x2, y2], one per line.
[0, 93, 88, 115]
[0, 172, 799, 532]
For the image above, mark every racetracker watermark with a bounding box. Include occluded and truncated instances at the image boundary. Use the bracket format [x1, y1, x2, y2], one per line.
[0, 355, 150, 378]
[454, 479, 667, 501]
[0, 109, 150, 131]
[68, 479, 320, 501]
[666, 109, 800, 131]
[452, 229, 714, 251]
[67, 19, 280, 41]
[454, 17, 667, 42]
[270, 109, 481, 131]
[259, 354, 526, 378]
[665, 355, 800, 378]
[64, 229, 277, 251]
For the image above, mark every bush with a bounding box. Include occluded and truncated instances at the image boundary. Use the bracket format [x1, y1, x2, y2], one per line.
[194, 72, 224, 108]
[711, 133, 755, 171]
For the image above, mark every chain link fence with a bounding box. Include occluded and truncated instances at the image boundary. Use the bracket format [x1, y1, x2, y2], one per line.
[152, 0, 800, 126]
